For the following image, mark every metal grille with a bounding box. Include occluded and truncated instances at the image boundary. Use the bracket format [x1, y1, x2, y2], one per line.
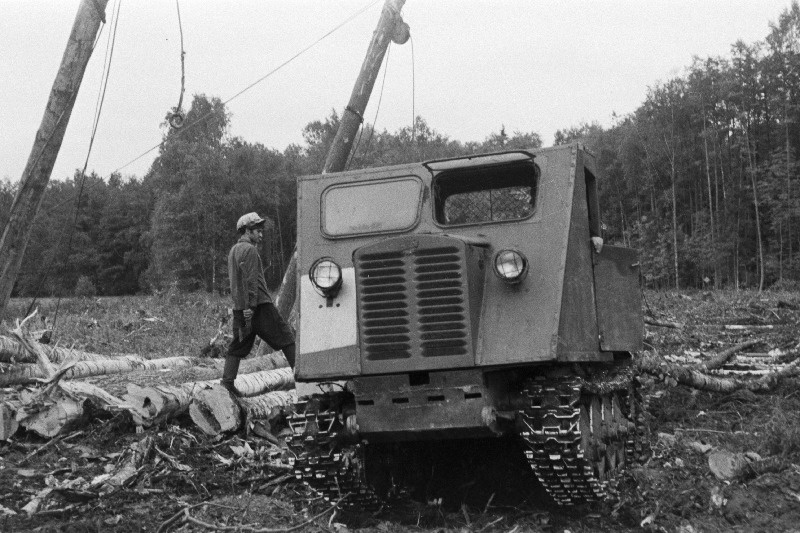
[443, 186, 533, 225]
[414, 247, 468, 357]
[358, 251, 411, 360]
[356, 240, 470, 363]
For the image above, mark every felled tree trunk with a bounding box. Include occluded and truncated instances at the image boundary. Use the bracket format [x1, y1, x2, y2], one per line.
[190, 387, 297, 436]
[124, 383, 193, 427]
[124, 367, 295, 428]
[17, 380, 143, 438]
[241, 390, 297, 420]
[638, 351, 800, 393]
[21, 398, 85, 438]
[190, 384, 243, 435]
[0, 335, 114, 364]
[699, 339, 761, 372]
[0, 355, 197, 386]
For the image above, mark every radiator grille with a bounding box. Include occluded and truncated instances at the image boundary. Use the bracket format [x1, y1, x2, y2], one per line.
[414, 248, 468, 357]
[358, 251, 411, 359]
[356, 240, 470, 364]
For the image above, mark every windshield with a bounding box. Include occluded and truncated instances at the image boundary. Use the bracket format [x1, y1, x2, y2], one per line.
[433, 161, 539, 226]
[322, 177, 423, 237]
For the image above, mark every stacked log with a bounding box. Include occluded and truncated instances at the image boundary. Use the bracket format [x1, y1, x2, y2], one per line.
[0, 335, 115, 364]
[0, 355, 197, 386]
[190, 387, 297, 436]
[127, 367, 295, 429]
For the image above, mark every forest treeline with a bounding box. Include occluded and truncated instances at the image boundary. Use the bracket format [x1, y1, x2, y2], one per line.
[1, 3, 798, 297]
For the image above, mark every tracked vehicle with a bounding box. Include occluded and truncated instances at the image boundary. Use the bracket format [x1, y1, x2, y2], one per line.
[287, 144, 647, 507]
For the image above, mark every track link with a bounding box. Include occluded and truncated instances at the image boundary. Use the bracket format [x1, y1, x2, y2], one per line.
[518, 373, 648, 506]
[287, 398, 381, 510]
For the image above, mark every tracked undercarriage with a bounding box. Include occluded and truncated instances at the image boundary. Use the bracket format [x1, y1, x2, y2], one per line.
[287, 362, 649, 509]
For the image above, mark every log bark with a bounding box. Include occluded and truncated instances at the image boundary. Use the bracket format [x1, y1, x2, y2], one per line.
[190, 384, 242, 435]
[84, 351, 288, 397]
[124, 383, 192, 427]
[0, 0, 110, 320]
[241, 390, 297, 420]
[0, 399, 21, 440]
[17, 380, 141, 438]
[123, 367, 294, 428]
[9, 319, 55, 379]
[639, 352, 800, 393]
[0, 356, 197, 386]
[699, 340, 761, 372]
[21, 398, 85, 438]
[644, 317, 683, 329]
[0, 335, 114, 364]
[191, 387, 297, 436]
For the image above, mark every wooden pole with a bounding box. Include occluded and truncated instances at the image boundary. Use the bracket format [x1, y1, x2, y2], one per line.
[323, 0, 407, 174]
[0, 0, 109, 320]
[273, 0, 408, 348]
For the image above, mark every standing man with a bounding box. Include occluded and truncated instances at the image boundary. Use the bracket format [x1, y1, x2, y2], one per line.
[222, 212, 296, 396]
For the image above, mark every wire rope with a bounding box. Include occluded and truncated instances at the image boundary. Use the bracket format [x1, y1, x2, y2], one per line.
[169, 0, 187, 128]
[410, 33, 415, 146]
[112, 0, 382, 174]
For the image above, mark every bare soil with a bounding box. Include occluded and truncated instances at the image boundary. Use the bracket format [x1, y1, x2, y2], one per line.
[1, 290, 800, 532]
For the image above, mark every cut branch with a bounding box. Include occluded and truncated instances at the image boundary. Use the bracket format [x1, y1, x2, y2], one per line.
[699, 339, 761, 372]
[638, 351, 800, 393]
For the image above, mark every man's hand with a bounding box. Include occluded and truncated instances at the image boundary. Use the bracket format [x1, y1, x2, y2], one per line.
[591, 236, 604, 254]
[243, 308, 254, 321]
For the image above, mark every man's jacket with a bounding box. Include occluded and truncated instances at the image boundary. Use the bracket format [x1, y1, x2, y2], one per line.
[228, 236, 271, 310]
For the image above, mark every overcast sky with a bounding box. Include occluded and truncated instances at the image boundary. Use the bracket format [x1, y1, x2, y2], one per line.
[0, 0, 794, 183]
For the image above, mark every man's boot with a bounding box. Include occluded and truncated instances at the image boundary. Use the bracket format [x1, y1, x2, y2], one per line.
[282, 343, 296, 369]
[221, 355, 243, 397]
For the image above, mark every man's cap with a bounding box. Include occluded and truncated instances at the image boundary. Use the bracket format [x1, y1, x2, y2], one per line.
[236, 212, 265, 230]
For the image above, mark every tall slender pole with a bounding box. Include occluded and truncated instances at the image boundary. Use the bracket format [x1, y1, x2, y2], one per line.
[271, 0, 408, 330]
[0, 0, 109, 319]
[323, 0, 407, 174]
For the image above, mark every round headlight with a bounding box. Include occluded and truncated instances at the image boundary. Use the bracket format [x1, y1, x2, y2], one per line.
[493, 249, 528, 284]
[309, 257, 343, 296]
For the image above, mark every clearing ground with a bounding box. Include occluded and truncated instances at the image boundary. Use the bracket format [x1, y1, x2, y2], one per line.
[1, 289, 799, 532]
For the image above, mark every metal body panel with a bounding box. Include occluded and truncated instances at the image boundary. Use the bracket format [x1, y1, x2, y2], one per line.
[556, 150, 602, 360]
[295, 145, 638, 381]
[352, 369, 491, 440]
[593, 246, 644, 352]
[295, 268, 360, 380]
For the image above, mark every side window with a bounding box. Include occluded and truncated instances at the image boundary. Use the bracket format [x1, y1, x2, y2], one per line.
[585, 169, 601, 238]
[433, 161, 539, 226]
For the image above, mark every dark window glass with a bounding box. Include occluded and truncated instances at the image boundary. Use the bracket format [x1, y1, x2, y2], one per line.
[433, 161, 539, 226]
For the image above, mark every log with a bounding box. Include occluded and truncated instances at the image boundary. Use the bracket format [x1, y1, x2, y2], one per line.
[191, 387, 297, 436]
[10, 317, 55, 379]
[709, 450, 786, 481]
[124, 383, 192, 427]
[22, 398, 85, 438]
[123, 367, 294, 427]
[84, 351, 288, 398]
[0, 355, 197, 386]
[639, 352, 800, 393]
[18, 381, 141, 438]
[0, 335, 112, 364]
[190, 384, 242, 435]
[241, 390, 297, 420]
[699, 340, 761, 372]
[644, 317, 682, 329]
[723, 324, 775, 331]
[0, 399, 21, 440]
